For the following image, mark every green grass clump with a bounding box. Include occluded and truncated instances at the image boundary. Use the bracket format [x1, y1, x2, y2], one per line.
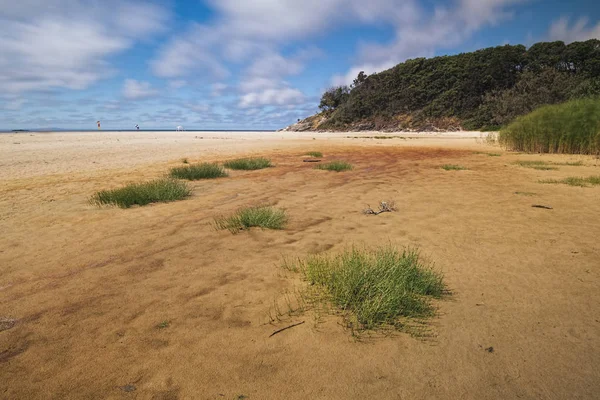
[305, 151, 323, 158]
[215, 206, 287, 233]
[288, 246, 445, 331]
[514, 191, 537, 196]
[440, 164, 467, 171]
[540, 175, 600, 187]
[91, 179, 191, 208]
[514, 160, 558, 170]
[223, 157, 272, 170]
[315, 161, 353, 172]
[169, 163, 228, 180]
[499, 98, 600, 155]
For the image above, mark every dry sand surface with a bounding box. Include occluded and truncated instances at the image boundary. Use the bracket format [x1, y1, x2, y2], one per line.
[1, 131, 599, 399]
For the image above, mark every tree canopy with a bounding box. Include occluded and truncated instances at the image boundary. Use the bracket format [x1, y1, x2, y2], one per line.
[314, 39, 600, 131]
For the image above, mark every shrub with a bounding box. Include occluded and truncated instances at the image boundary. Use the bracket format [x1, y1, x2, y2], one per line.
[215, 206, 287, 233]
[223, 157, 272, 170]
[170, 163, 228, 180]
[499, 98, 600, 154]
[289, 246, 445, 331]
[315, 161, 353, 172]
[91, 179, 191, 208]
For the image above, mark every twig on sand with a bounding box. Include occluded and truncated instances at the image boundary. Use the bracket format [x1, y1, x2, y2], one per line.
[303, 159, 322, 163]
[363, 201, 397, 215]
[269, 321, 305, 338]
[532, 204, 553, 210]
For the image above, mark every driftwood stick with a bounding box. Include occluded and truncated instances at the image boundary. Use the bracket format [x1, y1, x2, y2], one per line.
[269, 321, 305, 338]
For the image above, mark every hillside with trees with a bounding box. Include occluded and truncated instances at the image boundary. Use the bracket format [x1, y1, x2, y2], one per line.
[285, 40, 600, 132]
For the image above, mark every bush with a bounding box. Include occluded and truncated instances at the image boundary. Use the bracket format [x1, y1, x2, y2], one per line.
[170, 163, 228, 180]
[315, 161, 353, 172]
[223, 157, 272, 170]
[215, 206, 287, 233]
[499, 98, 600, 154]
[289, 246, 445, 331]
[91, 179, 191, 208]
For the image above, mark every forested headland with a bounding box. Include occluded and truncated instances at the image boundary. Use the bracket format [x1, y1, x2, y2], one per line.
[286, 40, 600, 133]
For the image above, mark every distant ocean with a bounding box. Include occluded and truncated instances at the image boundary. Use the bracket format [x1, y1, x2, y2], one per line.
[1, 129, 276, 133]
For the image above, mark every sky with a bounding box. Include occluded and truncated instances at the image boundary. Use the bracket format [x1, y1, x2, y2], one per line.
[1, 0, 599, 131]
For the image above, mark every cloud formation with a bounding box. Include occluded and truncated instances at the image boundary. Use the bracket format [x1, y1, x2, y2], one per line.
[549, 17, 600, 44]
[0, 0, 169, 93]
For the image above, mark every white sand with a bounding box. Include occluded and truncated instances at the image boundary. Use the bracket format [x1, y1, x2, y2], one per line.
[0, 130, 487, 180]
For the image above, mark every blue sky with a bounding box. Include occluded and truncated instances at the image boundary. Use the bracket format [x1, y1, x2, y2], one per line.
[1, 0, 599, 130]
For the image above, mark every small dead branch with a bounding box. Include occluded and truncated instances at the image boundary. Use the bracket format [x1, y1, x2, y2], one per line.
[363, 201, 397, 215]
[303, 159, 322, 163]
[269, 321, 305, 337]
[532, 204, 553, 210]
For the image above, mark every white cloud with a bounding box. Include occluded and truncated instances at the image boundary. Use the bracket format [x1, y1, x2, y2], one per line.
[239, 87, 305, 108]
[0, 0, 169, 93]
[549, 17, 600, 44]
[332, 0, 529, 86]
[122, 79, 158, 100]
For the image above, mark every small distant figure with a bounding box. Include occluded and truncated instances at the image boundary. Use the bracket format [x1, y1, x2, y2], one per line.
[176, 126, 184, 131]
[97, 121, 101, 130]
[135, 124, 139, 130]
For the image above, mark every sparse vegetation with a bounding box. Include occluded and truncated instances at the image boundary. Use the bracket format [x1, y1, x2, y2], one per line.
[487, 153, 501, 157]
[499, 98, 600, 154]
[170, 163, 228, 180]
[514, 160, 558, 170]
[223, 157, 272, 170]
[540, 176, 600, 187]
[315, 161, 353, 172]
[305, 151, 323, 158]
[514, 191, 537, 196]
[91, 179, 191, 208]
[286, 246, 445, 332]
[441, 164, 467, 171]
[215, 206, 288, 233]
[156, 321, 170, 329]
[182, 158, 189, 164]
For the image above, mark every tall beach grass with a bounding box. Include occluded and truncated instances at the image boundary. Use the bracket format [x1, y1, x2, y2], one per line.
[499, 98, 600, 154]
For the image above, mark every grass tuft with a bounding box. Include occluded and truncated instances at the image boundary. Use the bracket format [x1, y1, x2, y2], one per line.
[514, 191, 537, 196]
[305, 151, 323, 158]
[440, 164, 467, 171]
[223, 157, 272, 170]
[215, 206, 288, 233]
[514, 160, 558, 170]
[315, 160, 353, 172]
[540, 176, 600, 187]
[182, 158, 189, 164]
[91, 179, 191, 208]
[499, 98, 600, 155]
[169, 163, 228, 180]
[487, 153, 501, 157]
[287, 246, 445, 332]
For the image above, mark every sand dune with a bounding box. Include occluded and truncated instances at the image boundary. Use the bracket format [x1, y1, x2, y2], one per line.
[1, 131, 598, 399]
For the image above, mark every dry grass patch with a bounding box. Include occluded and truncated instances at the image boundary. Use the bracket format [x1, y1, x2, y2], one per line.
[540, 176, 600, 187]
[223, 157, 272, 170]
[315, 161, 353, 172]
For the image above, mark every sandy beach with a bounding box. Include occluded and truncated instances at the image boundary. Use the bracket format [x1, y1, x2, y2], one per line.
[1, 131, 599, 399]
